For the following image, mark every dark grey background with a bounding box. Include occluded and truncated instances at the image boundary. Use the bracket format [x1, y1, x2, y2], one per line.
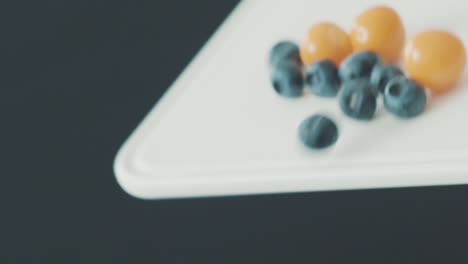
[2, 0, 468, 263]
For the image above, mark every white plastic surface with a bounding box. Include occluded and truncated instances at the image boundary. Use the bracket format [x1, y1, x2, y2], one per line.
[114, 0, 468, 199]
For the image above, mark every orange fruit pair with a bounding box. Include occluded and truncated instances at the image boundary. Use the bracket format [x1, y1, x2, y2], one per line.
[300, 6, 405, 66]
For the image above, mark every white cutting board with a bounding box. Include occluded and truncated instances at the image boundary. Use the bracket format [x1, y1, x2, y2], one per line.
[114, 0, 468, 199]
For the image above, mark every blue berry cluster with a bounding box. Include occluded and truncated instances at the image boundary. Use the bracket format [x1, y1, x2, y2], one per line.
[269, 41, 304, 98]
[269, 41, 427, 150]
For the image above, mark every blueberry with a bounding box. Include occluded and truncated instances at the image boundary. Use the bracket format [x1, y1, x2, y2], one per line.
[339, 78, 377, 120]
[271, 62, 304, 98]
[305, 60, 341, 97]
[384, 77, 427, 118]
[298, 114, 339, 149]
[339, 51, 382, 81]
[370, 64, 404, 94]
[269, 41, 302, 67]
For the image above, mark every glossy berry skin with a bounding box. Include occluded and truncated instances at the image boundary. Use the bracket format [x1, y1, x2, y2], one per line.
[384, 77, 427, 118]
[370, 64, 403, 94]
[270, 62, 304, 98]
[339, 78, 377, 120]
[305, 60, 341, 97]
[300, 22, 353, 66]
[298, 114, 339, 149]
[404, 30, 466, 93]
[269, 41, 302, 67]
[350, 6, 405, 63]
[339, 51, 382, 81]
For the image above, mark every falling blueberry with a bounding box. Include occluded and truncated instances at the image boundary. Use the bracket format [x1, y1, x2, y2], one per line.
[339, 78, 377, 120]
[305, 60, 341, 97]
[339, 51, 382, 81]
[298, 114, 339, 149]
[269, 41, 302, 67]
[270, 62, 304, 98]
[384, 76, 427, 118]
[370, 64, 404, 94]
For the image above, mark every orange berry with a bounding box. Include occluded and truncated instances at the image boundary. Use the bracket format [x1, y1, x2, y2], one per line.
[300, 22, 352, 66]
[350, 6, 405, 63]
[404, 30, 466, 93]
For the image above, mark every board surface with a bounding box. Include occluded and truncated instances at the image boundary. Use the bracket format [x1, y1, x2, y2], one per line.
[114, 0, 468, 199]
